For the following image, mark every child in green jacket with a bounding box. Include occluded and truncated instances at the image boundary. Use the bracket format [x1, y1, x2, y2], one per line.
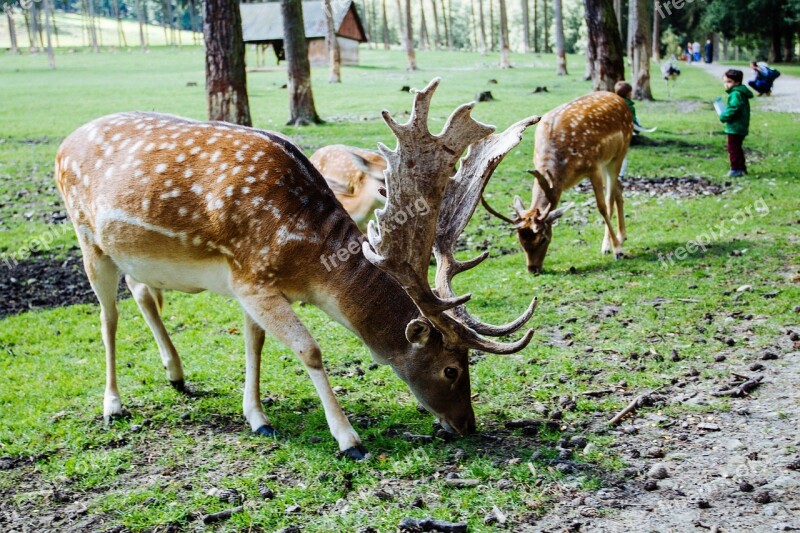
[614, 81, 637, 180]
[719, 69, 754, 177]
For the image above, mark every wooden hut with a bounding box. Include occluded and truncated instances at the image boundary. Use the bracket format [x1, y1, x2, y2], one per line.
[240, 1, 368, 66]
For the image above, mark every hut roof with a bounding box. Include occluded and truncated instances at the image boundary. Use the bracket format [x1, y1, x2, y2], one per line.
[240, 1, 367, 44]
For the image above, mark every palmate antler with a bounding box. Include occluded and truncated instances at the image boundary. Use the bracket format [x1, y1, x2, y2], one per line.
[362, 78, 541, 354]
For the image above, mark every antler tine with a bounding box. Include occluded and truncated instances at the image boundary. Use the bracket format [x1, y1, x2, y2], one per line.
[481, 195, 517, 224]
[430, 116, 541, 352]
[364, 78, 501, 319]
[364, 82, 539, 355]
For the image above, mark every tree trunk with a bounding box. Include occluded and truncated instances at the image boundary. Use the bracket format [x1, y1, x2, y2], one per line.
[614, 0, 621, 40]
[440, 0, 450, 49]
[584, 41, 594, 80]
[29, 1, 40, 52]
[554, 0, 567, 74]
[135, 0, 147, 50]
[87, 0, 99, 52]
[489, 0, 494, 51]
[5, 6, 20, 55]
[405, 0, 417, 68]
[533, 0, 539, 52]
[783, 26, 795, 62]
[446, 0, 453, 48]
[280, 0, 321, 125]
[630, 0, 652, 99]
[419, 0, 430, 50]
[189, 0, 199, 45]
[521, 0, 530, 52]
[469, 0, 477, 50]
[543, 0, 549, 52]
[42, 0, 55, 68]
[361, 0, 371, 44]
[477, 0, 486, 54]
[395, 0, 405, 45]
[584, 0, 625, 91]
[382, 0, 390, 49]
[499, 0, 510, 67]
[769, 16, 782, 62]
[49, 1, 60, 48]
[651, 0, 660, 61]
[111, 0, 128, 47]
[204, 0, 252, 126]
[431, 0, 441, 48]
[323, 0, 341, 82]
[722, 38, 729, 61]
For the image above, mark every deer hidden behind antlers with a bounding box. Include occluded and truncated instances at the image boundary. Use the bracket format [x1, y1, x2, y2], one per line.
[309, 145, 387, 228]
[54, 79, 540, 459]
[483, 91, 633, 274]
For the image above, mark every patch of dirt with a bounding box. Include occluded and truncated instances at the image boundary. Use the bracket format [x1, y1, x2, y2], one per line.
[0, 249, 115, 318]
[532, 328, 800, 532]
[576, 176, 729, 198]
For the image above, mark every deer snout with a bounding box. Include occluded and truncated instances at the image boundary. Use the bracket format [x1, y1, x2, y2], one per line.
[527, 264, 543, 275]
[442, 408, 476, 436]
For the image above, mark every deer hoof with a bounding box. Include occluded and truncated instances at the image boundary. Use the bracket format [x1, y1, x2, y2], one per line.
[254, 425, 277, 437]
[615, 252, 626, 260]
[103, 409, 130, 427]
[341, 445, 370, 461]
[169, 379, 186, 392]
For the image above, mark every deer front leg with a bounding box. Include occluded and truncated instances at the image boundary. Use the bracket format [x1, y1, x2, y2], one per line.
[239, 293, 366, 459]
[82, 251, 124, 423]
[588, 171, 623, 258]
[125, 276, 185, 390]
[613, 179, 626, 244]
[243, 312, 275, 436]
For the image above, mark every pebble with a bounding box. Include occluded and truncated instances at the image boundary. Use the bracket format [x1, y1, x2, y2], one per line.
[739, 481, 754, 492]
[736, 285, 753, 292]
[754, 491, 772, 504]
[648, 464, 669, 479]
[697, 499, 711, 509]
[643, 480, 658, 491]
[569, 436, 588, 449]
[646, 447, 665, 458]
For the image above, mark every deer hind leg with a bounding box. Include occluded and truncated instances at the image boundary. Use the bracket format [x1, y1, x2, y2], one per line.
[242, 311, 274, 436]
[82, 249, 123, 424]
[588, 169, 622, 257]
[607, 157, 628, 249]
[125, 276, 185, 390]
[239, 293, 366, 459]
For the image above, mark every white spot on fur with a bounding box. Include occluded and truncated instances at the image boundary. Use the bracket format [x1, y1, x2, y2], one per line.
[176, 153, 187, 163]
[155, 163, 168, 173]
[191, 184, 203, 195]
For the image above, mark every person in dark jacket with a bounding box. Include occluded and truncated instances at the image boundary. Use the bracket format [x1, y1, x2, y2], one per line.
[704, 39, 713, 63]
[748, 61, 779, 96]
[719, 69, 754, 177]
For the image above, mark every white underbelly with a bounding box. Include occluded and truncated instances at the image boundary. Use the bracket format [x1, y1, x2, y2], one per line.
[113, 256, 236, 297]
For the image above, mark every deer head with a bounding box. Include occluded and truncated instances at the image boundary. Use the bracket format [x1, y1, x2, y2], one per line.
[363, 79, 541, 431]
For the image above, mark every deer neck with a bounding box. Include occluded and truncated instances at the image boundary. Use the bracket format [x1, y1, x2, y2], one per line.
[306, 225, 418, 367]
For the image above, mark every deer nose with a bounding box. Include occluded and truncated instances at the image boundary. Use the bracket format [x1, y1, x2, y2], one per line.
[527, 264, 543, 275]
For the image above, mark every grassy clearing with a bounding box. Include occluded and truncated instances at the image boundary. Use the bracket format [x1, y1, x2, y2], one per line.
[0, 12, 199, 49]
[0, 47, 798, 531]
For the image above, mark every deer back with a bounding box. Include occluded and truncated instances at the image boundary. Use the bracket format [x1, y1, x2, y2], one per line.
[55, 112, 358, 300]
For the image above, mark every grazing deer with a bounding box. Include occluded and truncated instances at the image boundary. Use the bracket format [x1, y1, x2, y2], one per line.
[309, 145, 387, 227]
[54, 79, 540, 459]
[482, 91, 633, 274]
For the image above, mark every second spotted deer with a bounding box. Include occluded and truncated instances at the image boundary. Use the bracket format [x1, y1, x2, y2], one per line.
[483, 91, 634, 274]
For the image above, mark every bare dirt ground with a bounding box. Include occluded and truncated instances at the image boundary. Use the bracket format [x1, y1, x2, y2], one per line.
[533, 328, 800, 533]
[691, 62, 800, 114]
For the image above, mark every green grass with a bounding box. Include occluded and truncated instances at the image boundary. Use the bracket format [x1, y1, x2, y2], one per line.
[0, 11, 199, 49]
[1, 47, 799, 531]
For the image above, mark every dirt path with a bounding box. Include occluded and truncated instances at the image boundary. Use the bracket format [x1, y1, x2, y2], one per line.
[534, 327, 800, 532]
[691, 61, 800, 113]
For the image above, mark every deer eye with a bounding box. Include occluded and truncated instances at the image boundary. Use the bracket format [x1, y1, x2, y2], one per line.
[444, 367, 458, 380]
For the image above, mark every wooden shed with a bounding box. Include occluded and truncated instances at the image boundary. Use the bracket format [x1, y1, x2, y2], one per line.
[240, 1, 368, 66]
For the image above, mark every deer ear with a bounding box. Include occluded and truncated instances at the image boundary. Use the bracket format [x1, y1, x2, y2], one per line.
[406, 318, 433, 346]
[513, 196, 526, 216]
[546, 202, 573, 222]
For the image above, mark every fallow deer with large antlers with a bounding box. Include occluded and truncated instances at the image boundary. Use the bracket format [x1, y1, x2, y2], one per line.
[309, 145, 387, 227]
[483, 91, 633, 274]
[55, 79, 540, 459]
